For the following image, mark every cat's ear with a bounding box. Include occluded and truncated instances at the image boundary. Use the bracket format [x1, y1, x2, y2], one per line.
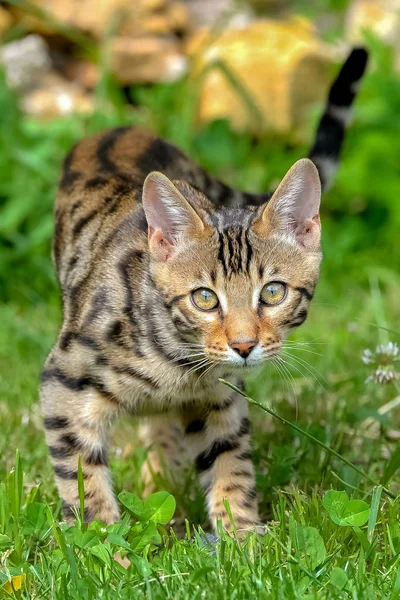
[252, 159, 321, 251]
[143, 171, 205, 260]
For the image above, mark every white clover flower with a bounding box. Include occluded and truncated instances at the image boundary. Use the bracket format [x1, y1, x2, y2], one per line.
[363, 341, 400, 384]
[362, 349, 374, 364]
[375, 342, 399, 362]
[366, 368, 400, 385]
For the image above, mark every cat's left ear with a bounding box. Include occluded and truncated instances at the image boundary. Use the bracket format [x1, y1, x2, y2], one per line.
[142, 171, 206, 260]
[252, 159, 321, 251]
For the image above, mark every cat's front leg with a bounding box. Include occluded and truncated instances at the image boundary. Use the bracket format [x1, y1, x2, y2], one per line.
[183, 391, 260, 536]
[41, 360, 120, 524]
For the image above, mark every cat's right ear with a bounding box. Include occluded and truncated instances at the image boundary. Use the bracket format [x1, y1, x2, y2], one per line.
[251, 159, 321, 252]
[142, 171, 205, 261]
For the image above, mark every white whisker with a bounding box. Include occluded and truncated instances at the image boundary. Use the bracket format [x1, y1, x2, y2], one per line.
[283, 343, 323, 357]
[177, 343, 204, 348]
[285, 337, 328, 346]
[275, 356, 298, 418]
[270, 357, 291, 400]
[185, 358, 210, 378]
[172, 357, 208, 372]
[280, 351, 328, 393]
[171, 352, 205, 363]
[196, 362, 218, 387]
[282, 350, 329, 386]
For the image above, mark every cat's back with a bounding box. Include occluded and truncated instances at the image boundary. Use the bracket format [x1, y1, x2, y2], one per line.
[53, 126, 196, 290]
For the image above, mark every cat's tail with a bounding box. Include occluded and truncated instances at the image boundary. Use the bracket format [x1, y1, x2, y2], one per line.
[192, 47, 368, 206]
[308, 47, 368, 191]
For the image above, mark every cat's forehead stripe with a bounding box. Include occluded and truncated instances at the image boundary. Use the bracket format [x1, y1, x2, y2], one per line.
[208, 209, 256, 278]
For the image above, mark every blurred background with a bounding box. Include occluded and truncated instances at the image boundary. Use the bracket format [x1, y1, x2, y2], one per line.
[0, 0, 399, 508]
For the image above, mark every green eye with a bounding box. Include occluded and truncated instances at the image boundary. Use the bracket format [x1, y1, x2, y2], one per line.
[260, 282, 287, 306]
[191, 288, 219, 311]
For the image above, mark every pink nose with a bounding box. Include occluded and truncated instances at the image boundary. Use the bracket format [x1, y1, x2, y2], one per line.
[230, 340, 257, 359]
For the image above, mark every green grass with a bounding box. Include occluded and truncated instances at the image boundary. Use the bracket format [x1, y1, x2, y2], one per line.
[1, 23, 400, 598]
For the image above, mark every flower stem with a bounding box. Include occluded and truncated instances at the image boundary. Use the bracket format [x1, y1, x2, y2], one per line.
[219, 378, 395, 500]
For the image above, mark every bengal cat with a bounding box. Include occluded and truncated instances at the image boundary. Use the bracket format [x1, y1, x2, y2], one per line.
[41, 49, 368, 534]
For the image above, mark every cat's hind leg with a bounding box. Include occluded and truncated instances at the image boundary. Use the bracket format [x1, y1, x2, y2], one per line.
[139, 414, 188, 496]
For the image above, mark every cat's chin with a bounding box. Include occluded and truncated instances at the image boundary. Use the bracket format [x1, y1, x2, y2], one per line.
[221, 361, 268, 375]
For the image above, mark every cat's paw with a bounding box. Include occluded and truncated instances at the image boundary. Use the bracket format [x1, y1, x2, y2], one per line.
[200, 532, 220, 545]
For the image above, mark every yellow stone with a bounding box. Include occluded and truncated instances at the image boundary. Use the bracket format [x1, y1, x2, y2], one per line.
[188, 17, 334, 136]
[0, 6, 13, 34]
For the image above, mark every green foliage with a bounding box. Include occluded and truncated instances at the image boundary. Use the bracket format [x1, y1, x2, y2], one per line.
[330, 566, 348, 591]
[0, 71, 74, 302]
[323, 490, 370, 527]
[118, 491, 176, 524]
[2, 456, 400, 598]
[1, 5, 400, 598]
[0, 454, 178, 598]
[382, 447, 400, 486]
[289, 521, 327, 570]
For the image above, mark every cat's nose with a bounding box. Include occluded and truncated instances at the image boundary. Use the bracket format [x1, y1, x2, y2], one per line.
[229, 340, 257, 359]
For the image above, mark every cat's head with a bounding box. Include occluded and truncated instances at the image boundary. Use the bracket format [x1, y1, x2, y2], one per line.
[142, 159, 321, 370]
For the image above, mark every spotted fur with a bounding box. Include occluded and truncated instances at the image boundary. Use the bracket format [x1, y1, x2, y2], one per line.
[41, 49, 367, 534]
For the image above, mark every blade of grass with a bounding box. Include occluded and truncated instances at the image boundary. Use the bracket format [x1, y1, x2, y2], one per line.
[13, 449, 23, 518]
[382, 446, 400, 487]
[356, 322, 400, 338]
[266, 529, 324, 587]
[330, 470, 372, 496]
[369, 278, 389, 345]
[219, 379, 395, 499]
[78, 456, 85, 526]
[45, 506, 67, 555]
[222, 498, 238, 540]
[367, 486, 383, 542]
[201, 59, 265, 130]
[9, 450, 23, 563]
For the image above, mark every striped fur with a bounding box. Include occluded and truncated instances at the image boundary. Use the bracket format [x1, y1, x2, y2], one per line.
[309, 47, 368, 190]
[41, 49, 367, 535]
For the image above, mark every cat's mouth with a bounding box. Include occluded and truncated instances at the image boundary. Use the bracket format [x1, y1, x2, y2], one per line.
[204, 345, 281, 370]
[231, 351, 280, 370]
[179, 344, 281, 376]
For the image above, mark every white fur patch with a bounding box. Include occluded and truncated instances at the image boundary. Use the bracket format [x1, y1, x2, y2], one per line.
[218, 290, 228, 314]
[252, 286, 262, 310]
[225, 345, 247, 365]
[313, 156, 337, 191]
[327, 104, 352, 126]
